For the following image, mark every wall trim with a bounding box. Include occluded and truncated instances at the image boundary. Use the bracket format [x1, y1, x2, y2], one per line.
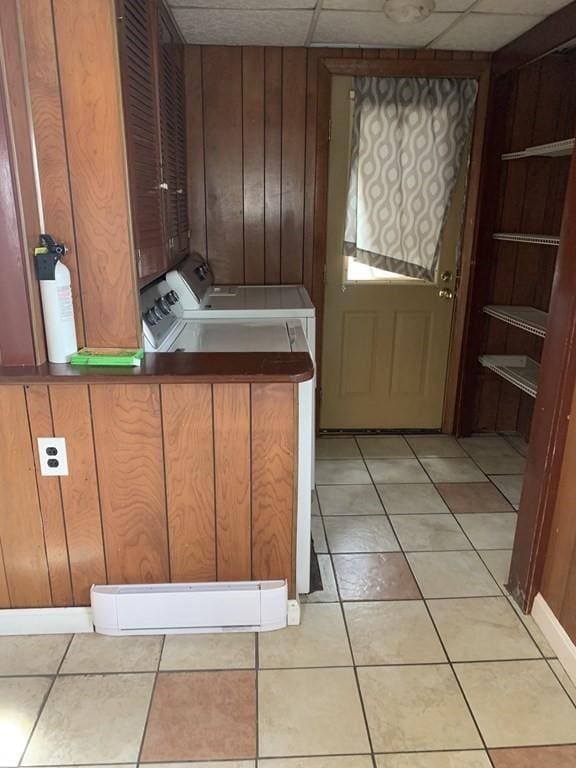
[532, 593, 576, 685]
[0, 607, 93, 635]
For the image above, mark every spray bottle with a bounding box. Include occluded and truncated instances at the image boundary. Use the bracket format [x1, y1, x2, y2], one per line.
[34, 234, 78, 364]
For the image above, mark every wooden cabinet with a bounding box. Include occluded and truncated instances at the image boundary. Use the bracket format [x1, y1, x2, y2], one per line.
[117, 0, 188, 283]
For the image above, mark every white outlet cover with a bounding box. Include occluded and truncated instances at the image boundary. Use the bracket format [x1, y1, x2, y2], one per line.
[37, 437, 69, 476]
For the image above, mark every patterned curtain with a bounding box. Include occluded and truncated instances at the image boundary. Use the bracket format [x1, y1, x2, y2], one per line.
[344, 77, 478, 282]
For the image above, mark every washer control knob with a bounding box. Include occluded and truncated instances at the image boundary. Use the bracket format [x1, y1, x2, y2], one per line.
[156, 296, 171, 316]
[144, 308, 159, 327]
[166, 290, 179, 305]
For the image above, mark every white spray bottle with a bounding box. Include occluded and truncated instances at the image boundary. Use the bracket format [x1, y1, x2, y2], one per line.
[34, 234, 78, 364]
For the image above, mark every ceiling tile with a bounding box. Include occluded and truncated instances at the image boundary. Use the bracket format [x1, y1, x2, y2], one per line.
[172, 8, 313, 44]
[313, 10, 459, 46]
[169, 0, 316, 8]
[324, 0, 476, 10]
[475, 0, 572, 14]
[430, 12, 544, 50]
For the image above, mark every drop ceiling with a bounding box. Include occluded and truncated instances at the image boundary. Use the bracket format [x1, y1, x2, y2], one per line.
[168, 0, 572, 49]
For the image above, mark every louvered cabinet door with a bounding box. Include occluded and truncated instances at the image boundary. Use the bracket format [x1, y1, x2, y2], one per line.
[158, 6, 189, 265]
[117, 0, 166, 281]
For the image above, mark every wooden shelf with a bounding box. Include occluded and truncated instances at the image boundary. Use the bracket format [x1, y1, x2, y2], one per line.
[502, 138, 574, 160]
[479, 355, 539, 398]
[493, 232, 560, 246]
[483, 305, 547, 338]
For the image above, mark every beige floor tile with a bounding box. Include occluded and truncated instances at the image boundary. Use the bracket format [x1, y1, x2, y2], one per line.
[145, 763, 253, 768]
[160, 632, 255, 670]
[472, 454, 526, 475]
[258, 668, 370, 757]
[366, 459, 430, 484]
[303, 555, 339, 603]
[316, 438, 360, 460]
[479, 550, 512, 587]
[459, 436, 520, 458]
[317, 485, 384, 515]
[260, 758, 372, 767]
[359, 665, 482, 751]
[390, 514, 472, 551]
[0, 677, 52, 767]
[456, 513, 517, 550]
[259, 603, 351, 668]
[0, 635, 70, 676]
[407, 551, 501, 598]
[334, 553, 421, 601]
[421, 458, 488, 483]
[549, 659, 576, 705]
[312, 516, 328, 553]
[345, 601, 445, 664]
[490, 475, 524, 507]
[315, 460, 371, 485]
[505, 434, 529, 457]
[405, 435, 467, 458]
[377, 484, 449, 515]
[428, 597, 540, 661]
[22, 673, 154, 765]
[507, 598, 555, 657]
[357, 436, 414, 458]
[455, 660, 576, 747]
[60, 633, 162, 674]
[376, 752, 492, 768]
[324, 516, 399, 553]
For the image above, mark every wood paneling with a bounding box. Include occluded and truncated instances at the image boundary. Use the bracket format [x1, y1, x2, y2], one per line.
[25, 385, 73, 607]
[214, 384, 251, 581]
[53, 0, 139, 348]
[251, 384, 295, 592]
[91, 384, 169, 584]
[185, 45, 207, 260]
[50, 384, 106, 605]
[0, 387, 51, 607]
[162, 384, 216, 581]
[19, 0, 86, 348]
[202, 46, 244, 283]
[0, 379, 298, 607]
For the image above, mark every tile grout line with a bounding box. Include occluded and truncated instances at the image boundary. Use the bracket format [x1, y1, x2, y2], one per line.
[135, 634, 166, 767]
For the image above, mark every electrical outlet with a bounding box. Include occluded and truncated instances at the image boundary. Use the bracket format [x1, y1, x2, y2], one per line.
[37, 437, 69, 476]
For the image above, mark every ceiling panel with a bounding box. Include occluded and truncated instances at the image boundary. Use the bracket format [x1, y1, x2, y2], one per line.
[475, 0, 572, 14]
[431, 12, 544, 50]
[313, 10, 459, 46]
[172, 8, 313, 44]
[169, 0, 316, 8]
[323, 0, 476, 10]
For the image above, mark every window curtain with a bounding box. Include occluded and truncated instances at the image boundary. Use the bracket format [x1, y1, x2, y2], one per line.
[344, 76, 478, 282]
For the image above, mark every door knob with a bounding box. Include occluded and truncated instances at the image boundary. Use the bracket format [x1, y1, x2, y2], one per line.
[438, 288, 454, 300]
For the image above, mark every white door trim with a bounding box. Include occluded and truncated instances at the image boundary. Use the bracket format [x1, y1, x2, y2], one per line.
[532, 592, 576, 686]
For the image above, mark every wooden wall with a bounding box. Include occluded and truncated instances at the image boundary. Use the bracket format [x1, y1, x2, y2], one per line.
[185, 46, 489, 303]
[0, 381, 296, 607]
[464, 51, 576, 437]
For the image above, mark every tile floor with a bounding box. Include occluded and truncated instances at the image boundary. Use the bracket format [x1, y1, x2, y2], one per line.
[2, 433, 576, 767]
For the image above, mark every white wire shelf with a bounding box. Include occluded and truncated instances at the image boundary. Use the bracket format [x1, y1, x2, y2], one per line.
[483, 305, 548, 338]
[493, 232, 560, 246]
[479, 355, 539, 398]
[502, 138, 574, 160]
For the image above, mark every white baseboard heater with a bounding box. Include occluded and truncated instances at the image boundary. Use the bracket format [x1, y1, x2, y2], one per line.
[91, 580, 288, 635]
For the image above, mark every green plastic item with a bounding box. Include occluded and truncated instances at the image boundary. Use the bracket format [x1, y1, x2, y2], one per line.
[70, 347, 144, 367]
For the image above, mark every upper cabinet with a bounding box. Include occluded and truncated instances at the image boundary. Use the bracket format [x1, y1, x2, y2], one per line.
[117, 0, 188, 284]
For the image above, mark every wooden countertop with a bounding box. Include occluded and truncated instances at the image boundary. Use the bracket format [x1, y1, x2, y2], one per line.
[0, 352, 314, 384]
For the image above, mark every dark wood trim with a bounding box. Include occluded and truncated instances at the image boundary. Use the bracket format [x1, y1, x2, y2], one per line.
[0, 352, 315, 385]
[493, 0, 576, 76]
[508, 147, 576, 612]
[313, 55, 491, 431]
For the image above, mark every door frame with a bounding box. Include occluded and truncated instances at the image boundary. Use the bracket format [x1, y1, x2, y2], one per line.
[311, 56, 491, 433]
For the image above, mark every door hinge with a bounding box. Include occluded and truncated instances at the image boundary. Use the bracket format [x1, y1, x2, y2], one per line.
[328, 118, 332, 142]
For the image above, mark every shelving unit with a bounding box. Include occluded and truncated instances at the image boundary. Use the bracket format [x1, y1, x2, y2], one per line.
[492, 232, 560, 246]
[479, 355, 540, 398]
[502, 138, 574, 160]
[483, 305, 548, 338]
